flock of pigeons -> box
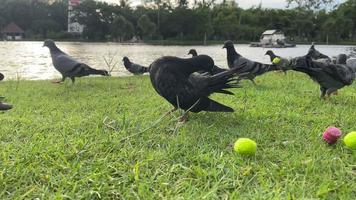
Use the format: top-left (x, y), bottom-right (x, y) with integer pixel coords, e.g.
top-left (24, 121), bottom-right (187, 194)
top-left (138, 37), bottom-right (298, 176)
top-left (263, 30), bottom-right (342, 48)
top-left (123, 41), bottom-right (356, 121)
top-left (1, 39), bottom-right (356, 122)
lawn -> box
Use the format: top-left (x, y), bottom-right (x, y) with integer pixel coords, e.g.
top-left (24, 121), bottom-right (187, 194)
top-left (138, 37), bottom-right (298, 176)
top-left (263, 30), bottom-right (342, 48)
top-left (0, 72), bottom-right (355, 199)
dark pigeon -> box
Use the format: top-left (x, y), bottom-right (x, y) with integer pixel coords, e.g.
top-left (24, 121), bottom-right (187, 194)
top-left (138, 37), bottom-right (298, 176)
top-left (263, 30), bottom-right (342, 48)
top-left (149, 55), bottom-right (247, 122)
top-left (122, 57), bottom-right (149, 75)
top-left (265, 50), bottom-right (291, 73)
top-left (188, 49), bottom-right (198, 57)
top-left (187, 49), bottom-right (227, 75)
top-left (293, 55), bottom-right (355, 98)
top-left (0, 73), bottom-right (4, 81)
top-left (43, 39), bottom-right (109, 83)
top-left (223, 40), bottom-right (281, 85)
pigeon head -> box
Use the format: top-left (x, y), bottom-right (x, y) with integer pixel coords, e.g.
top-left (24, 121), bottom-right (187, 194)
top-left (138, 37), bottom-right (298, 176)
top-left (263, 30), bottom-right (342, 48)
top-left (265, 50), bottom-right (277, 62)
top-left (307, 43), bottom-right (329, 60)
top-left (43, 39), bottom-right (56, 48)
top-left (122, 56), bottom-right (130, 63)
top-left (336, 54), bottom-right (347, 64)
top-left (188, 49), bottom-right (197, 57)
top-left (265, 50), bottom-right (275, 56)
top-left (222, 40), bottom-right (234, 49)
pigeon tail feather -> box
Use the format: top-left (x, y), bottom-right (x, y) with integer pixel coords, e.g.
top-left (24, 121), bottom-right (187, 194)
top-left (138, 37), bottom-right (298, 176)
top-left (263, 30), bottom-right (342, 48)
top-left (204, 98), bottom-right (234, 112)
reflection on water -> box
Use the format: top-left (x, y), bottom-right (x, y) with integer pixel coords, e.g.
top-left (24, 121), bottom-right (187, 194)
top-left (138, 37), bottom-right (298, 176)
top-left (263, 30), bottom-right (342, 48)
top-left (0, 41), bottom-right (354, 80)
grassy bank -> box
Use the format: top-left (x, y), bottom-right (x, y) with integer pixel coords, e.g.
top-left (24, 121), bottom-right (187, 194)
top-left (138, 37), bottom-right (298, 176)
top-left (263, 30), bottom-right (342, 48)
top-left (0, 73), bottom-right (355, 199)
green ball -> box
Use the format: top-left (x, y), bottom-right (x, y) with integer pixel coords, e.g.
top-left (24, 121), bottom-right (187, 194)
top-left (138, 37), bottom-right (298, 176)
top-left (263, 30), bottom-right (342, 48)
top-left (344, 131), bottom-right (356, 150)
top-left (272, 57), bottom-right (281, 65)
top-left (234, 138), bottom-right (257, 156)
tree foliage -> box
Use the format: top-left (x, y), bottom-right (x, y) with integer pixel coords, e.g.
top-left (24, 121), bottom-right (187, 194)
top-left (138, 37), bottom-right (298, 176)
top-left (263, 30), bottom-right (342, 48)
top-left (286, 0), bottom-right (334, 9)
top-left (138, 14), bottom-right (156, 39)
top-left (0, 0), bottom-right (355, 43)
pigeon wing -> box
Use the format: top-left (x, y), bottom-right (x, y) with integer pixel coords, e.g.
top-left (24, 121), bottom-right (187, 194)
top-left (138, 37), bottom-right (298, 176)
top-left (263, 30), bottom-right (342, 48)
top-left (322, 64), bottom-right (355, 85)
top-left (52, 53), bottom-right (80, 74)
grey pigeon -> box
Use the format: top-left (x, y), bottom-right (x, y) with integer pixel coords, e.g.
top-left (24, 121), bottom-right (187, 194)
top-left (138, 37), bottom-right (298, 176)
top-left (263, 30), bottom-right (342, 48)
top-left (223, 40), bottom-right (281, 85)
top-left (122, 57), bottom-right (149, 75)
top-left (346, 58), bottom-right (356, 72)
top-left (335, 54), bottom-right (347, 64)
top-left (335, 53), bottom-right (356, 71)
top-left (149, 55), bottom-right (247, 122)
top-left (293, 55), bottom-right (355, 98)
top-left (43, 39), bottom-right (109, 83)
top-left (0, 101), bottom-right (12, 111)
top-left (307, 43), bottom-right (332, 63)
top-left (0, 74), bottom-right (12, 110)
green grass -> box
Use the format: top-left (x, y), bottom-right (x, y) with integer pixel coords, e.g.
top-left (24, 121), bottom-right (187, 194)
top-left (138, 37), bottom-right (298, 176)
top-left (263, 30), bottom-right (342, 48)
top-left (1, 72), bottom-right (355, 199)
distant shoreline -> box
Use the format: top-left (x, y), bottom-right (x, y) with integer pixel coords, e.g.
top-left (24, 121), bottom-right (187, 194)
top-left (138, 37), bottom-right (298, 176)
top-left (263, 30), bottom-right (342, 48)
top-left (2, 39), bottom-right (356, 46)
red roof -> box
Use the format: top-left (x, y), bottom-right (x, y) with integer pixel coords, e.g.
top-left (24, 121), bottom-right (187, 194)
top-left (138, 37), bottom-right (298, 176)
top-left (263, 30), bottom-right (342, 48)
top-left (69, 0), bottom-right (81, 6)
top-left (2, 22), bottom-right (24, 34)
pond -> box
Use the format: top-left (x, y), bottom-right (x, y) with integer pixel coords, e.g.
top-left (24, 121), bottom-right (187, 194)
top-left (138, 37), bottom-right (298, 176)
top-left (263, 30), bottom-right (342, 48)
top-left (0, 41), bottom-right (355, 80)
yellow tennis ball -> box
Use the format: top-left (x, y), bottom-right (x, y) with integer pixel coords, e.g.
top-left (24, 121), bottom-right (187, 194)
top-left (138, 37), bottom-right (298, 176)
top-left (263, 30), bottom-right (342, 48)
top-left (272, 57), bottom-right (281, 65)
top-left (344, 131), bottom-right (356, 150)
top-left (234, 138), bottom-right (257, 156)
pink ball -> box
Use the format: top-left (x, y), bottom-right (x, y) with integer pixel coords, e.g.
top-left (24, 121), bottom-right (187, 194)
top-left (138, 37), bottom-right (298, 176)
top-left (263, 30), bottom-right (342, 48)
top-left (323, 126), bottom-right (342, 145)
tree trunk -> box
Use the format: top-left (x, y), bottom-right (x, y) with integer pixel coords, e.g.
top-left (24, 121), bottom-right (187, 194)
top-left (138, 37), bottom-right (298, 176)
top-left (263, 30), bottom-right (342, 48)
top-left (204, 32), bottom-right (207, 45)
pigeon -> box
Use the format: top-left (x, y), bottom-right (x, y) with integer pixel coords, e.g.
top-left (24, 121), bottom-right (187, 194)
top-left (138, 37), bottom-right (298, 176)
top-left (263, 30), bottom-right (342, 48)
top-left (43, 39), bottom-right (109, 83)
top-left (307, 43), bottom-right (332, 63)
top-left (0, 101), bottom-right (12, 111)
top-left (0, 96), bottom-right (12, 111)
top-left (292, 55), bottom-right (355, 98)
top-left (346, 58), bottom-right (356, 72)
top-left (0, 73), bottom-right (4, 81)
top-left (188, 49), bottom-right (198, 57)
top-left (265, 50), bottom-right (292, 73)
top-left (149, 55), bottom-right (247, 122)
top-left (223, 40), bottom-right (281, 85)
top-left (187, 49), bottom-right (227, 75)
top-left (335, 54), bottom-right (347, 64)
top-left (122, 57), bottom-right (149, 75)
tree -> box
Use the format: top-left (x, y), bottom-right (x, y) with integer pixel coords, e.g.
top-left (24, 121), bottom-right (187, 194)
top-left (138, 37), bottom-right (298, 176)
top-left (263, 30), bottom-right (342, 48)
top-left (213, 5), bottom-right (241, 40)
top-left (137, 14), bottom-right (156, 39)
top-left (286, 0), bottom-right (334, 9)
top-left (111, 15), bottom-right (134, 42)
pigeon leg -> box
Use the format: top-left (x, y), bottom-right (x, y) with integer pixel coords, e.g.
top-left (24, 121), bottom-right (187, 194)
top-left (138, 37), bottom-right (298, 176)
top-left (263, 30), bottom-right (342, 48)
top-left (326, 88), bottom-right (338, 97)
top-left (179, 113), bottom-right (189, 124)
top-left (250, 78), bottom-right (257, 85)
top-left (70, 77), bottom-right (75, 84)
top-left (52, 76), bottom-right (66, 84)
top-left (320, 87), bottom-right (327, 99)
top-left (164, 107), bottom-right (177, 117)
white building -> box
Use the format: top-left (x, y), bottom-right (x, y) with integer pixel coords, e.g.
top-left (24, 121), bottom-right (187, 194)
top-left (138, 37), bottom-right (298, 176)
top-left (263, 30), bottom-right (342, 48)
top-left (1, 22), bottom-right (24, 40)
top-left (260, 30), bottom-right (286, 45)
top-left (68, 0), bottom-right (84, 33)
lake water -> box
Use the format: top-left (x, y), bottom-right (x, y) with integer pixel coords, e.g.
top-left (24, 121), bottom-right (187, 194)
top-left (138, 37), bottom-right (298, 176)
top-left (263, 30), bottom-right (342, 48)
top-left (0, 41), bottom-right (355, 80)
